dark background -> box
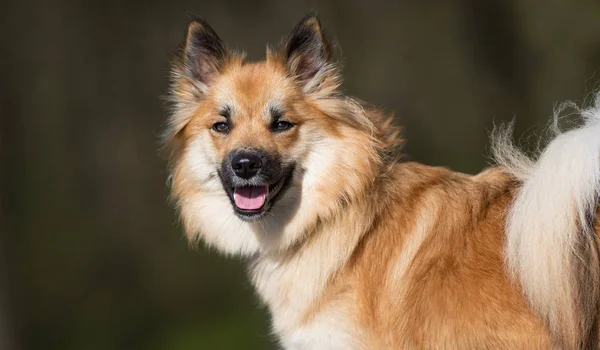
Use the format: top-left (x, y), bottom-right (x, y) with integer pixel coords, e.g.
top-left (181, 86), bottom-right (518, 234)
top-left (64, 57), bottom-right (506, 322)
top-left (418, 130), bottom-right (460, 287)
top-left (2, 1), bottom-right (600, 349)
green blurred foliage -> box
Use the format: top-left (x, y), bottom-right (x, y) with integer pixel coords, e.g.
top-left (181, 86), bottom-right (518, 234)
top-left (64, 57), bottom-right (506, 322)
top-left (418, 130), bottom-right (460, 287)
top-left (1, 0), bottom-right (600, 349)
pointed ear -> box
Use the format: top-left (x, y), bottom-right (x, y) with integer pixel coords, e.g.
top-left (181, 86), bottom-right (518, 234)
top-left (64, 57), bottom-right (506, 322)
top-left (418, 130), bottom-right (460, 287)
top-left (284, 14), bottom-right (333, 90)
top-left (182, 18), bottom-right (227, 88)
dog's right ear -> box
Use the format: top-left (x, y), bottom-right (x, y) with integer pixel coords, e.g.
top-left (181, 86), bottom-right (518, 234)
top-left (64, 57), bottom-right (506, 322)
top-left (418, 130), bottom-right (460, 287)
top-left (181, 18), bottom-right (227, 89)
top-left (165, 19), bottom-right (227, 145)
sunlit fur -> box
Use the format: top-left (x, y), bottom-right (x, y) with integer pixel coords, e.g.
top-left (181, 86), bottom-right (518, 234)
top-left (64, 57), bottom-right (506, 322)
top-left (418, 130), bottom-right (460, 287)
top-left (165, 15), bottom-right (600, 349)
top-left (493, 95), bottom-right (600, 348)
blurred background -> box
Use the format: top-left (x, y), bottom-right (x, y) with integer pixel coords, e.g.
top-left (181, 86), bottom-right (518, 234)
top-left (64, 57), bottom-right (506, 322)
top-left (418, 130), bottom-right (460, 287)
top-left (2, 0), bottom-right (600, 349)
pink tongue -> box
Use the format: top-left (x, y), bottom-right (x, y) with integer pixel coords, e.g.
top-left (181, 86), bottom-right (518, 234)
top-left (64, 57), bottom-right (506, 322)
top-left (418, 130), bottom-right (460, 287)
top-left (233, 186), bottom-right (268, 210)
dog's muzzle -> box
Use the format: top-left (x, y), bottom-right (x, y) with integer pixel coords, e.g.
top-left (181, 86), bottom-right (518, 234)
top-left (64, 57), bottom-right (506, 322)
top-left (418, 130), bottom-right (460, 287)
top-left (218, 148), bottom-right (294, 220)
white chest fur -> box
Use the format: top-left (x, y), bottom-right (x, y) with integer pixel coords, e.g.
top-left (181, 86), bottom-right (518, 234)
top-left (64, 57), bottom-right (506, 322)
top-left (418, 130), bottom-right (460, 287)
top-left (250, 220), bottom-right (368, 350)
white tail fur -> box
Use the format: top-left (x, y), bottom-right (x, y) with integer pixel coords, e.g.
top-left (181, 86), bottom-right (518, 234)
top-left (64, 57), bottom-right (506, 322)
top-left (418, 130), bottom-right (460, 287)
top-left (493, 93), bottom-right (600, 347)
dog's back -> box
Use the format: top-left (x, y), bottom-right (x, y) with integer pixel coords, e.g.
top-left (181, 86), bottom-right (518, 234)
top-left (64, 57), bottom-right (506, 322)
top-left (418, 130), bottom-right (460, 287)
top-left (277, 163), bottom-right (550, 348)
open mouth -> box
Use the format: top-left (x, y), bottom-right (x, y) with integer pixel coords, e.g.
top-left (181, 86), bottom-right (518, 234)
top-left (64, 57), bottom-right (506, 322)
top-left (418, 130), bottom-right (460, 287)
top-left (215, 164), bottom-right (293, 221)
top-left (233, 186), bottom-right (269, 211)
top-left (228, 175), bottom-right (289, 220)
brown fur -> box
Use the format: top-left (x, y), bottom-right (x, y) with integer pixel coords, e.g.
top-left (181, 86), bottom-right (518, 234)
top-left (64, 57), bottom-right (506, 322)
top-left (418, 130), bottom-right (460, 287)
top-left (165, 15), bottom-right (600, 349)
top-left (320, 164), bottom-right (552, 348)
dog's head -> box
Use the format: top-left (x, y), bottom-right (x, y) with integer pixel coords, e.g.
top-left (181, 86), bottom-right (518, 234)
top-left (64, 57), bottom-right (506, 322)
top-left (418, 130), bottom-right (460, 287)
top-left (165, 14), bottom-right (397, 255)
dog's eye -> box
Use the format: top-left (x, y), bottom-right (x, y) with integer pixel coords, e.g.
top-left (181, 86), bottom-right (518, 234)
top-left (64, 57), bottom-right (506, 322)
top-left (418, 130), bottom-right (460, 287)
top-left (212, 122), bottom-right (230, 134)
top-left (271, 121), bottom-right (294, 132)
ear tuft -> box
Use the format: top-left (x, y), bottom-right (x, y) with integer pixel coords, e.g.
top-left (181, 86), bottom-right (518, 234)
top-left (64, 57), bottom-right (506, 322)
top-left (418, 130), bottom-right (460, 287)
top-left (182, 18), bottom-right (227, 87)
top-left (284, 13), bottom-right (333, 89)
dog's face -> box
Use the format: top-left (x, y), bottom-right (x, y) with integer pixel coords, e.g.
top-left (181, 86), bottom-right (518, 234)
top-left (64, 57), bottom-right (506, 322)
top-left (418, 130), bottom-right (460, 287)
top-left (166, 15), bottom-right (382, 255)
top-left (185, 60), bottom-right (304, 221)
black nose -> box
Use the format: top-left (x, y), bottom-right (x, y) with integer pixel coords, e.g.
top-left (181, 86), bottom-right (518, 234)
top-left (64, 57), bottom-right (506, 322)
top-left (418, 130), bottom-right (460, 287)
top-left (231, 152), bottom-right (263, 179)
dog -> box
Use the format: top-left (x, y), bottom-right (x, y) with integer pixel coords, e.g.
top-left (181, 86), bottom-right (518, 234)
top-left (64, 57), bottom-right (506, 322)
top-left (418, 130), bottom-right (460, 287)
top-left (164, 13), bottom-right (600, 349)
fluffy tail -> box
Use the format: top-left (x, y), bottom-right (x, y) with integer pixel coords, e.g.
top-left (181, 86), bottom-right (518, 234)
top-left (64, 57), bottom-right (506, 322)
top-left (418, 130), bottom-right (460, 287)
top-left (493, 93), bottom-right (600, 348)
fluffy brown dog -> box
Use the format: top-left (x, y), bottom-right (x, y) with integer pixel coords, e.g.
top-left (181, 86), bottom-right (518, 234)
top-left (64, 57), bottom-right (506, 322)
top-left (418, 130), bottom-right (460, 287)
top-left (164, 13), bottom-right (600, 349)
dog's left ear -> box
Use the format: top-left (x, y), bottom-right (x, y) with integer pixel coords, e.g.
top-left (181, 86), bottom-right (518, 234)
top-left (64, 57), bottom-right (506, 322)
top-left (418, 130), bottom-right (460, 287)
top-left (284, 13), bottom-right (334, 91)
